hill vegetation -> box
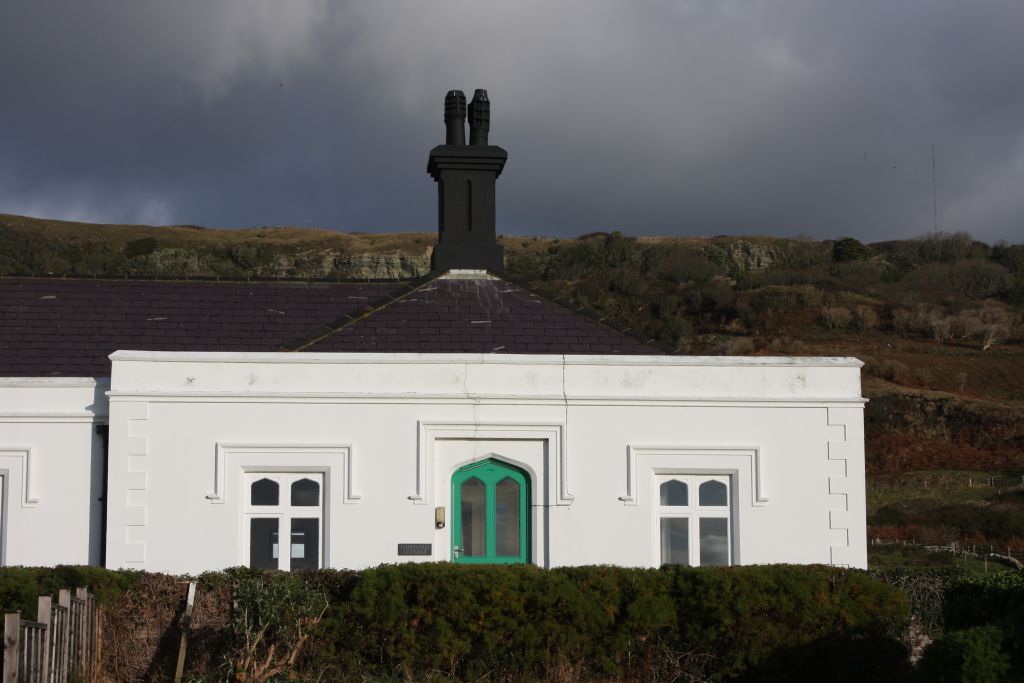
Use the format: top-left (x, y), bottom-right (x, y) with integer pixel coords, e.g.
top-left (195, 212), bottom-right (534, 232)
top-left (3, 213), bottom-right (1023, 558)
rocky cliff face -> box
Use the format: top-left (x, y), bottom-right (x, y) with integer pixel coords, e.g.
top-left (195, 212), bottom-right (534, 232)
top-left (700, 240), bottom-right (786, 272)
top-left (329, 251), bottom-right (433, 279)
top-left (85, 246), bottom-right (432, 279)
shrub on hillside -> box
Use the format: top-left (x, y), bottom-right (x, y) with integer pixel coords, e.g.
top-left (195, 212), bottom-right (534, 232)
top-left (832, 237), bottom-right (872, 263)
top-left (878, 232), bottom-right (990, 272)
top-left (896, 261), bottom-right (1012, 304)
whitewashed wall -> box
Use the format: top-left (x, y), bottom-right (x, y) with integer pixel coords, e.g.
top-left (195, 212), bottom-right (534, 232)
top-left (104, 352), bottom-right (867, 573)
top-left (0, 378), bottom-right (108, 566)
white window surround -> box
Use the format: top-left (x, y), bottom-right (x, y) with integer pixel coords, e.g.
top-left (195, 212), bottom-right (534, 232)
top-left (207, 443), bottom-right (359, 505)
top-left (0, 449), bottom-right (38, 507)
top-left (244, 472), bottom-right (324, 571)
top-left (653, 474), bottom-right (732, 567)
top-left (620, 445), bottom-right (767, 507)
top-left (414, 422), bottom-right (571, 507)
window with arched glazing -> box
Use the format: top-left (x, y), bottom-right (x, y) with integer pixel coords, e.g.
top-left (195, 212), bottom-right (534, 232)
top-left (655, 475), bottom-right (731, 567)
top-left (244, 472), bottom-right (324, 571)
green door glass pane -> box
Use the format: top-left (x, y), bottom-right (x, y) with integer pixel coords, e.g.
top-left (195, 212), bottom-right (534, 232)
top-left (460, 477), bottom-right (486, 557)
top-left (452, 460), bottom-right (529, 564)
top-left (495, 477), bottom-right (521, 557)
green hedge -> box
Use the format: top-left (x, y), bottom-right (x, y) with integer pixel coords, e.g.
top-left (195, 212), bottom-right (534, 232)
top-left (311, 564), bottom-right (910, 682)
top-left (918, 572), bottom-right (1024, 682)
top-left (0, 565), bottom-right (140, 618)
top-left (1, 564), bottom-right (912, 682)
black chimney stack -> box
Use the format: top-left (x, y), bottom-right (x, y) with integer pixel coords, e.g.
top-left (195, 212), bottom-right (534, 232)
top-left (428, 88), bottom-right (507, 274)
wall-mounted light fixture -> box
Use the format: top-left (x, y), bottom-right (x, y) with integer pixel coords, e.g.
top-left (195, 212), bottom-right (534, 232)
top-left (435, 506), bottom-right (446, 529)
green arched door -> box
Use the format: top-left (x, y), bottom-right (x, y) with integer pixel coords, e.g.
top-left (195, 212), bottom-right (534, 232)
top-left (452, 459), bottom-right (530, 564)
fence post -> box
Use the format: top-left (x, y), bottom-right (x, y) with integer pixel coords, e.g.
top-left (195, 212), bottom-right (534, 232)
top-left (75, 588), bottom-right (94, 679)
top-left (3, 613), bottom-right (20, 683)
top-left (38, 596), bottom-right (52, 683)
top-left (58, 590), bottom-right (71, 681)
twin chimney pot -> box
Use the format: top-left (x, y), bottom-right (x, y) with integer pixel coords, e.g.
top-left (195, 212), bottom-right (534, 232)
top-left (429, 89), bottom-right (507, 274)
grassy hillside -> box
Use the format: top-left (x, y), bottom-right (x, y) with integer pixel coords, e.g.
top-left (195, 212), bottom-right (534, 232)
top-left (3, 213), bottom-right (1023, 559)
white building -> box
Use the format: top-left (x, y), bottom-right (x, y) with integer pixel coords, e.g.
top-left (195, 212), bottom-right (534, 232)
top-left (0, 90), bottom-right (867, 572)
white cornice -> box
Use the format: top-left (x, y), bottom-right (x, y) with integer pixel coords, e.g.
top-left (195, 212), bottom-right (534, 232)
top-left (0, 412), bottom-right (107, 423)
top-left (104, 391), bottom-right (865, 407)
top-left (0, 377), bottom-right (110, 388)
top-left (109, 350), bottom-right (863, 368)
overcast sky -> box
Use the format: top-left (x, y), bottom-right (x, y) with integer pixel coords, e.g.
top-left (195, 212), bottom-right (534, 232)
top-left (2, 1), bottom-right (1022, 243)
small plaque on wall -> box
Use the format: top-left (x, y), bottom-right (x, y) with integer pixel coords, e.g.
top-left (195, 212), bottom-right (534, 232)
top-left (397, 543), bottom-right (432, 556)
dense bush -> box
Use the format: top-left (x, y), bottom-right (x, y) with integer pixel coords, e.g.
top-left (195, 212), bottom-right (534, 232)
top-left (0, 565), bottom-right (140, 617)
top-left (914, 625), bottom-right (1011, 683)
top-left (311, 563), bottom-right (910, 682)
top-left (938, 572), bottom-right (1024, 677)
top-left (0, 564), bottom-right (917, 682)
top-left (832, 236), bottom-right (872, 263)
top-left (869, 567), bottom-right (968, 638)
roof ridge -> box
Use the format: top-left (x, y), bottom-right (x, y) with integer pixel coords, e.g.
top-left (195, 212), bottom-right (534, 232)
top-left (280, 271), bottom-right (444, 351)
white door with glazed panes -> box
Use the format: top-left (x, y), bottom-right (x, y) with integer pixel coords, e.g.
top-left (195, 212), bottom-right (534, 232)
top-left (654, 475), bottom-right (731, 567)
top-left (244, 472), bottom-right (323, 570)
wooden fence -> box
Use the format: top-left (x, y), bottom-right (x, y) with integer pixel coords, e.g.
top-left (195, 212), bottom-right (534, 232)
top-left (871, 537), bottom-right (1024, 569)
top-left (3, 588), bottom-right (98, 683)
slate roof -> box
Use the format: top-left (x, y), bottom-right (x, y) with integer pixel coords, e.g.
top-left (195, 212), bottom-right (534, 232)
top-left (300, 275), bottom-right (658, 355)
top-left (0, 273), bottom-right (660, 377)
top-left (0, 278), bottom-right (407, 376)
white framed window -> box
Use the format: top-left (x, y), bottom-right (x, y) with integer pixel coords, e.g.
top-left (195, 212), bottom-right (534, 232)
top-left (654, 474), bottom-right (731, 567)
top-left (243, 472), bottom-right (324, 570)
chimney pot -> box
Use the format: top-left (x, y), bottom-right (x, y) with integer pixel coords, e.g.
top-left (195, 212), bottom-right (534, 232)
top-left (468, 89), bottom-right (490, 146)
top-left (444, 90), bottom-right (467, 146)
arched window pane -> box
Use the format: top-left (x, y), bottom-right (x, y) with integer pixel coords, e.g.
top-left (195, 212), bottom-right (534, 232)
top-left (251, 478), bottom-right (279, 506)
top-left (699, 480), bottom-right (728, 507)
top-left (460, 477), bottom-right (486, 557)
top-left (291, 478), bottom-right (320, 506)
top-left (495, 477), bottom-right (521, 557)
top-left (660, 480), bottom-right (688, 506)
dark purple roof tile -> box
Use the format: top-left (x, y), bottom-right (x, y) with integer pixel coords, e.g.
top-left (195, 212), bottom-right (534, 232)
top-left (1, 273), bottom-right (662, 377)
top-left (0, 278), bottom-right (405, 376)
top-left (303, 276), bottom-right (658, 356)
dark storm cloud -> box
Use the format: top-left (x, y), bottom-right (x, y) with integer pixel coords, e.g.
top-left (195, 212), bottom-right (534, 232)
top-left (2, 1), bottom-right (1022, 243)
